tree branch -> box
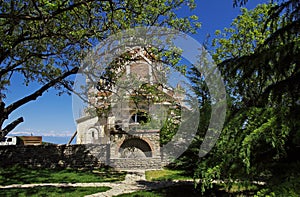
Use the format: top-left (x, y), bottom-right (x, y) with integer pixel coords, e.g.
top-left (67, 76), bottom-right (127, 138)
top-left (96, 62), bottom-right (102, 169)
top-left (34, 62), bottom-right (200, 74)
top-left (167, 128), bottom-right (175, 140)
top-left (1, 117), bottom-right (24, 137)
top-left (5, 66), bottom-right (79, 115)
top-left (0, 100), bottom-right (6, 126)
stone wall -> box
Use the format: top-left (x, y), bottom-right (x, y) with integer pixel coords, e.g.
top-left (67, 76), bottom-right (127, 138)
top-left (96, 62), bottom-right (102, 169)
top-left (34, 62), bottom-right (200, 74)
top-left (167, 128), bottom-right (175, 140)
top-left (0, 144), bottom-right (109, 169)
top-left (130, 62), bottom-right (150, 81)
top-left (110, 158), bottom-right (162, 170)
top-left (0, 142), bottom-right (164, 170)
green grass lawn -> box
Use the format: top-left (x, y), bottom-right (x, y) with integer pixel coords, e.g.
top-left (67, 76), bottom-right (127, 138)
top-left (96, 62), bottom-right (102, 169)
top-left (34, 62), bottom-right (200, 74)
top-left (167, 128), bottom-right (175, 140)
top-left (116, 184), bottom-right (259, 197)
top-left (138, 169), bottom-right (260, 197)
top-left (0, 166), bottom-right (126, 186)
top-left (0, 186), bottom-right (111, 197)
top-left (145, 169), bottom-right (193, 181)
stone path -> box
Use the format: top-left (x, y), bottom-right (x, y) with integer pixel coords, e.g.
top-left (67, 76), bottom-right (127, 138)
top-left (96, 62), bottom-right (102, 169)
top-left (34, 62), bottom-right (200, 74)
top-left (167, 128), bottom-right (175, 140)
top-left (0, 170), bottom-right (194, 197)
top-left (85, 170), bottom-right (145, 197)
top-left (85, 170), bottom-right (194, 197)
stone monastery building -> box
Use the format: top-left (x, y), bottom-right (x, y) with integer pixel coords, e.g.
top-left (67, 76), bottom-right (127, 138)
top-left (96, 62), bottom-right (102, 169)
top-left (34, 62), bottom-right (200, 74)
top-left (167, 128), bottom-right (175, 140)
top-left (76, 47), bottom-right (184, 169)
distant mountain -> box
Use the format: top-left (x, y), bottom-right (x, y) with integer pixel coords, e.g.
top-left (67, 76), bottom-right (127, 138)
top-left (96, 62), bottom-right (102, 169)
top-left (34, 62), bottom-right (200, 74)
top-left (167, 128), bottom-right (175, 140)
top-left (42, 136), bottom-right (76, 145)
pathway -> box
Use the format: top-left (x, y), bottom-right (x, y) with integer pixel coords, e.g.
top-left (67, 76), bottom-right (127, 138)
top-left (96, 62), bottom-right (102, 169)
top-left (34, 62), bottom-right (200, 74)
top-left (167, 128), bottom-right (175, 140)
top-left (86, 170), bottom-right (147, 197)
top-left (85, 170), bottom-right (194, 197)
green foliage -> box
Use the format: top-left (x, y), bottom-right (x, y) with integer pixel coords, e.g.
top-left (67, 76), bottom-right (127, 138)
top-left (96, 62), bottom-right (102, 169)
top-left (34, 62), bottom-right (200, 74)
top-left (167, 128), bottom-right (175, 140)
top-left (212, 3), bottom-right (276, 109)
top-left (129, 83), bottom-right (182, 145)
top-left (193, 1), bottom-right (300, 195)
top-left (213, 2), bottom-right (300, 109)
top-left (212, 4), bottom-right (272, 63)
top-left (257, 162), bottom-right (300, 197)
top-left (159, 105), bottom-right (181, 145)
top-left (0, 0), bottom-right (200, 135)
top-left (169, 63), bottom-right (212, 173)
top-left (255, 164), bottom-right (300, 197)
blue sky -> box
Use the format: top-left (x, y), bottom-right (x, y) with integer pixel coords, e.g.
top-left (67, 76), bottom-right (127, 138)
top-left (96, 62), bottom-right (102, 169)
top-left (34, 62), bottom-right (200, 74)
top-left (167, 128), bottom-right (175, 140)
top-left (4, 0), bottom-right (267, 144)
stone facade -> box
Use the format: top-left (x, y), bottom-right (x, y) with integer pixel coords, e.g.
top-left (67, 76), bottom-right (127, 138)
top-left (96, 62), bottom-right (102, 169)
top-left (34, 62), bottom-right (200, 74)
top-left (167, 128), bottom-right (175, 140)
top-left (76, 47), bottom-right (183, 170)
top-left (76, 116), bottom-right (109, 144)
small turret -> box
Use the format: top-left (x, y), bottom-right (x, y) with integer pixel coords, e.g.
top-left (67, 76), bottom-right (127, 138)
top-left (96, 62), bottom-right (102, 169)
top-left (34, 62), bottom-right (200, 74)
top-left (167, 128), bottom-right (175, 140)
top-left (174, 83), bottom-right (185, 102)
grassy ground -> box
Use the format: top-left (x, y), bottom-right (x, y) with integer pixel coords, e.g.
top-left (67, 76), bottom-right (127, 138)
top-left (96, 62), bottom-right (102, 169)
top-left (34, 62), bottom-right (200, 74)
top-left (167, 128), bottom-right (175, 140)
top-left (140, 169), bottom-right (259, 197)
top-left (116, 184), bottom-right (259, 197)
top-left (0, 166), bottom-right (126, 186)
top-left (117, 185), bottom-right (199, 197)
top-left (0, 186), bottom-right (111, 197)
top-left (145, 169), bottom-right (193, 181)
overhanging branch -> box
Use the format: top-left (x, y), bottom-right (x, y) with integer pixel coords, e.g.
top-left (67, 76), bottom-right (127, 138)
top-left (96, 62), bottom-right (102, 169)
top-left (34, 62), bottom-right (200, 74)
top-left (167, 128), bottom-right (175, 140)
top-left (1, 117), bottom-right (24, 137)
top-left (5, 66), bottom-right (79, 115)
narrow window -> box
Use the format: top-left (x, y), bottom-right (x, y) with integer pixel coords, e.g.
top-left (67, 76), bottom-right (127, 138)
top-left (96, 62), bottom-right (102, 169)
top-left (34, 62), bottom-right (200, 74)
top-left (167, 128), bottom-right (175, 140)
top-left (130, 112), bottom-right (149, 124)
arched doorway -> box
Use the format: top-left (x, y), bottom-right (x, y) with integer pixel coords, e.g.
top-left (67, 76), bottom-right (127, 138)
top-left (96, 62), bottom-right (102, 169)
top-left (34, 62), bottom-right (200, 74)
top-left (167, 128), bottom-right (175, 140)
top-left (119, 138), bottom-right (152, 158)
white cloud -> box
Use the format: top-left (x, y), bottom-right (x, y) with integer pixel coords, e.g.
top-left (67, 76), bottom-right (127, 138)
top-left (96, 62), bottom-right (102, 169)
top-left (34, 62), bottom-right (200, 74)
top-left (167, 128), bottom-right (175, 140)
top-left (10, 128), bottom-right (74, 137)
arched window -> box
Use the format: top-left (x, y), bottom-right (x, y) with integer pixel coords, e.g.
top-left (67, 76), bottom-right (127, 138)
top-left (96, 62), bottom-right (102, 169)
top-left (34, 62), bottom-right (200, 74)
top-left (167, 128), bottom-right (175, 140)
top-left (85, 128), bottom-right (99, 144)
top-left (130, 112), bottom-right (149, 124)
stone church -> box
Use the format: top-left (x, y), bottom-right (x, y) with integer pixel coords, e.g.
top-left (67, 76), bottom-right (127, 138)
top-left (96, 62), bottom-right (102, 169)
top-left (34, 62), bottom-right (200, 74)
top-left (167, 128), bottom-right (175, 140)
top-left (75, 47), bottom-right (184, 169)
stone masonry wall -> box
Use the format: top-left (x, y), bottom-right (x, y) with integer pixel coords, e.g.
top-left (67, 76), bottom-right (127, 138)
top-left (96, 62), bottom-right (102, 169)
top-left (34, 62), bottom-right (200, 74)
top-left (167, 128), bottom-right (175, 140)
top-left (0, 142), bottom-right (164, 170)
top-left (130, 62), bottom-right (150, 81)
top-left (0, 144), bottom-right (109, 169)
top-left (110, 158), bottom-right (162, 170)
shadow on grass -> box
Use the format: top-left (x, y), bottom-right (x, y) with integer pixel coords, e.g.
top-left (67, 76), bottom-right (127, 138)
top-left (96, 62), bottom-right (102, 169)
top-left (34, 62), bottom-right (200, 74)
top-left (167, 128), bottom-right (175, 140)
top-left (0, 165), bottom-right (126, 186)
top-left (0, 186), bottom-right (111, 197)
top-left (119, 180), bottom-right (259, 197)
top-left (119, 184), bottom-right (258, 197)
